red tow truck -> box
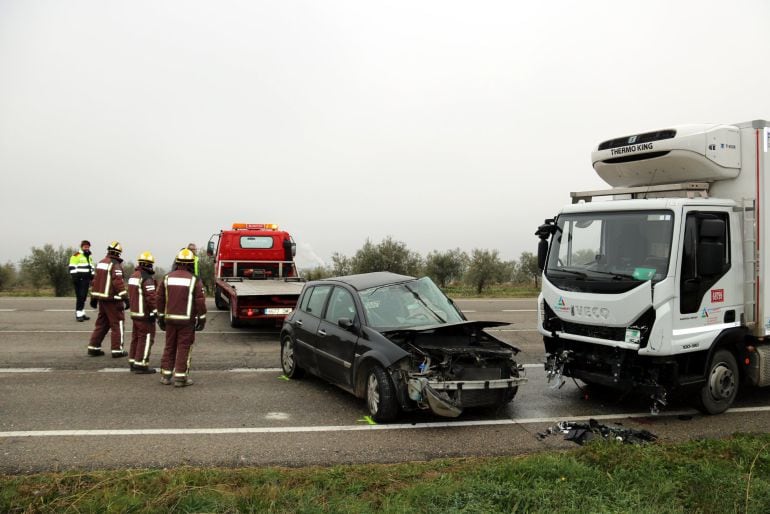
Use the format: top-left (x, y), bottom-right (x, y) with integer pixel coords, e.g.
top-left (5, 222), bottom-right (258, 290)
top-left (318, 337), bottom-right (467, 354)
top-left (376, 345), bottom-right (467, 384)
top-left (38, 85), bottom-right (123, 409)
top-left (207, 223), bottom-right (304, 327)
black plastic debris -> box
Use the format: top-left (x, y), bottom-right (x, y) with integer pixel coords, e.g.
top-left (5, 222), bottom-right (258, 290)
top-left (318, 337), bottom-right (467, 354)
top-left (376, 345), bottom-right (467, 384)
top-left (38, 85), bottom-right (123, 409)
top-left (536, 418), bottom-right (657, 445)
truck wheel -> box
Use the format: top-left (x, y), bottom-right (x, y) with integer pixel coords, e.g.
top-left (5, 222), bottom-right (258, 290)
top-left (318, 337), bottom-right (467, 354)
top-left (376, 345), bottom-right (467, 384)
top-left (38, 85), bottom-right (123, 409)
top-left (214, 286), bottom-right (227, 311)
top-left (229, 307), bottom-right (241, 328)
top-left (697, 349), bottom-right (738, 414)
top-left (281, 336), bottom-right (304, 378)
top-left (365, 365), bottom-right (398, 422)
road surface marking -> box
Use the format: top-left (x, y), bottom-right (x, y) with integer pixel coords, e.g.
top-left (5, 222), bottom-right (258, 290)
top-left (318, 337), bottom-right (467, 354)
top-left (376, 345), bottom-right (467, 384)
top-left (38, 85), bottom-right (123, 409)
top-left (11, 406), bottom-right (770, 438)
top-left (229, 368), bottom-right (282, 373)
top-left (98, 368), bottom-right (131, 373)
top-left (0, 368), bottom-right (51, 373)
top-left (0, 309), bottom-right (17, 312)
top-left (43, 309), bottom-right (77, 312)
top-left (502, 309), bottom-right (537, 312)
top-left (461, 310), bottom-right (476, 313)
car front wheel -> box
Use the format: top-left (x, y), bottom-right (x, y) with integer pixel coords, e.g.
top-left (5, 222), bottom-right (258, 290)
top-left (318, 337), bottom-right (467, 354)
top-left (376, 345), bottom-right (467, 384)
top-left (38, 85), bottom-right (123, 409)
top-left (281, 336), bottom-right (304, 378)
top-left (365, 365), bottom-right (398, 422)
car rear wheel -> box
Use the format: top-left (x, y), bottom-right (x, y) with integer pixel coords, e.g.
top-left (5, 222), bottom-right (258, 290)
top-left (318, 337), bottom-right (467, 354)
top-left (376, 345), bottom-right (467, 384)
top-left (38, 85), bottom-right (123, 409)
top-left (365, 365), bottom-right (398, 422)
top-left (281, 336), bottom-right (304, 378)
top-left (697, 349), bottom-right (738, 414)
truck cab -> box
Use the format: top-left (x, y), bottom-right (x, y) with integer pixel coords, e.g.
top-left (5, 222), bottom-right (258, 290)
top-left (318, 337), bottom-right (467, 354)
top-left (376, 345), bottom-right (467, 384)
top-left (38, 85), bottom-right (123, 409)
top-left (536, 120), bottom-right (770, 414)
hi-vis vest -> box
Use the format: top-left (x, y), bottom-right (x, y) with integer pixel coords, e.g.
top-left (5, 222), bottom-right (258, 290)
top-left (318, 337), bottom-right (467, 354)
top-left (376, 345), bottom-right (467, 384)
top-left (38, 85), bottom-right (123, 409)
top-left (68, 252), bottom-right (94, 278)
top-left (161, 274), bottom-right (206, 321)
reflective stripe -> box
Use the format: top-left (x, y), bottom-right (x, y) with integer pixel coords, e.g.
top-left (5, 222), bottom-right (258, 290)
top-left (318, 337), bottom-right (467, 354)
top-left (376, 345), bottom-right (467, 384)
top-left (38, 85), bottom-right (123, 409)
top-left (92, 262), bottom-right (113, 299)
top-left (119, 320), bottom-right (124, 350)
top-left (88, 346), bottom-right (101, 350)
top-left (128, 278), bottom-right (141, 286)
top-left (168, 277), bottom-right (192, 287)
top-left (146, 286), bottom-right (155, 291)
top-left (672, 321), bottom-right (741, 336)
top-left (141, 333), bottom-right (152, 364)
top-left (96, 262), bottom-right (110, 270)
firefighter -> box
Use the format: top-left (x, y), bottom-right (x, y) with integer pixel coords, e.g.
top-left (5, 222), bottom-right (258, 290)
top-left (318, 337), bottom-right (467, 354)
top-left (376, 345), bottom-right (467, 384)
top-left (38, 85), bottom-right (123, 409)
top-left (128, 251), bottom-right (158, 374)
top-left (87, 241), bottom-right (129, 358)
top-left (157, 248), bottom-right (206, 387)
top-left (68, 240), bottom-right (94, 321)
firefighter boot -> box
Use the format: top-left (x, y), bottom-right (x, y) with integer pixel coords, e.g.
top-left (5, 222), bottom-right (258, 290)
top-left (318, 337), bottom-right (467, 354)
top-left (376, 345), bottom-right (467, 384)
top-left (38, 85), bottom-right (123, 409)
top-left (160, 375), bottom-right (173, 385)
top-left (174, 377), bottom-right (194, 388)
top-left (133, 366), bottom-right (157, 374)
top-left (87, 348), bottom-right (104, 357)
top-left (112, 350), bottom-right (128, 358)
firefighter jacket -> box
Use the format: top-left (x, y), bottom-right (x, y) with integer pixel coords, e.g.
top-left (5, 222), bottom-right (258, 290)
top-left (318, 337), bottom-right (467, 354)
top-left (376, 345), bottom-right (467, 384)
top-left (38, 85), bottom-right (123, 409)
top-left (128, 267), bottom-right (158, 320)
top-left (91, 256), bottom-right (128, 301)
top-left (68, 251), bottom-right (94, 279)
top-left (157, 269), bottom-right (207, 325)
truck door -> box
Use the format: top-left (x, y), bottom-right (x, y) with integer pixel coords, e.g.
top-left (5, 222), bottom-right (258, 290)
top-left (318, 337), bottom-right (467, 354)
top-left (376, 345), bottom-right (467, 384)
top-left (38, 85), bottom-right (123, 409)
top-left (677, 209), bottom-right (738, 335)
top-left (315, 286), bottom-right (359, 389)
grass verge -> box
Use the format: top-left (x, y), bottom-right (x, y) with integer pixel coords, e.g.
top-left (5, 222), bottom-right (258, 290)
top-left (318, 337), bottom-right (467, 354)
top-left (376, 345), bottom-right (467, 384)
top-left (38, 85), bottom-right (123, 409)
top-left (3, 434), bottom-right (770, 513)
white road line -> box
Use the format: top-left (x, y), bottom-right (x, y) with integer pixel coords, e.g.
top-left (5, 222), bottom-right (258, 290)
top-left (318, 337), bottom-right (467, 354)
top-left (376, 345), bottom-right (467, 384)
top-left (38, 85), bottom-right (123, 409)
top-left (0, 309), bottom-right (17, 312)
top-left (0, 368), bottom-right (51, 373)
top-left (461, 310), bottom-right (477, 313)
top-left (43, 309), bottom-right (78, 312)
top-left (0, 330), bottom-right (276, 335)
top-left (488, 329), bottom-right (538, 333)
top-left (228, 368), bottom-right (282, 373)
top-left (502, 309), bottom-right (537, 312)
top-left (11, 406), bottom-right (770, 438)
top-left (522, 364), bottom-right (541, 368)
top-left (99, 368), bottom-right (131, 373)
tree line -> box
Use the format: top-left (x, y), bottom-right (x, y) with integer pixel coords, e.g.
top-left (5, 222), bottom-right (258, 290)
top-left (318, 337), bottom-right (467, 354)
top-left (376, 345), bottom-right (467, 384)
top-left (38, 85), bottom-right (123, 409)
top-left (0, 237), bottom-right (539, 296)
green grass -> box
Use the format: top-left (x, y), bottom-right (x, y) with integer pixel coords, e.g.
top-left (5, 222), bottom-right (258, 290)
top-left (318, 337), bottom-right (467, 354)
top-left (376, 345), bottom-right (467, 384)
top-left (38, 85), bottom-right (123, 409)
top-left (4, 434), bottom-right (770, 513)
top-left (444, 283), bottom-right (539, 298)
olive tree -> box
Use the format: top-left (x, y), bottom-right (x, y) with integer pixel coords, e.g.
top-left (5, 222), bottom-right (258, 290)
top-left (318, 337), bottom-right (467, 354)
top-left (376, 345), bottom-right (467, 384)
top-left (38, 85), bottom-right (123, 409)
top-left (350, 237), bottom-right (423, 276)
top-left (424, 249), bottom-right (468, 288)
top-left (0, 262), bottom-right (17, 291)
top-left (465, 248), bottom-right (509, 294)
top-left (20, 245), bottom-right (75, 296)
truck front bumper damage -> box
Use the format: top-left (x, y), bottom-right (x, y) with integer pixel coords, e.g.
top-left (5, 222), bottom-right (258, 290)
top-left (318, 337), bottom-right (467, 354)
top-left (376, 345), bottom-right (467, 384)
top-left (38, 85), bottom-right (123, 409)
top-left (544, 337), bottom-right (675, 413)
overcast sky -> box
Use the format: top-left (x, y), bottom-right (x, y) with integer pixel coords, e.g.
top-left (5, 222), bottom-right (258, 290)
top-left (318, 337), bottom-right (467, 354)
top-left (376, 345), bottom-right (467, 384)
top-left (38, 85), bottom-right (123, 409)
top-left (1, 0), bottom-right (768, 269)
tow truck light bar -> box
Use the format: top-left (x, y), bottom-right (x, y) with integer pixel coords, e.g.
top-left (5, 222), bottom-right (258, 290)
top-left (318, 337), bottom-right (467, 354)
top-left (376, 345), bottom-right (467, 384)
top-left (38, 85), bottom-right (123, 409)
top-left (232, 223), bottom-right (279, 230)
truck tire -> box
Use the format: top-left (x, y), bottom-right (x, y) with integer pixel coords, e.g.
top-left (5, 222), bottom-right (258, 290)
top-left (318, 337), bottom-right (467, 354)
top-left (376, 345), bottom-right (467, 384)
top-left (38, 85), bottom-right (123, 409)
top-left (214, 286), bottom-right (227, 311)
top-left (365, 365), bottom-right (399, 422)
top-left (229, 306), bottom-right (241, 328)
top-left (697, 349), bottom-right (739, 414)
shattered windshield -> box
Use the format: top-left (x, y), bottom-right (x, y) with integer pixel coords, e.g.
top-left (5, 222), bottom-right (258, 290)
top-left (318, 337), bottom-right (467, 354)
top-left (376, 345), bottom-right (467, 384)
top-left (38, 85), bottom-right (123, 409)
top-left (359, 277), bottom-right (465, 329)
top-left (546, 210), bottom-right (674, 283)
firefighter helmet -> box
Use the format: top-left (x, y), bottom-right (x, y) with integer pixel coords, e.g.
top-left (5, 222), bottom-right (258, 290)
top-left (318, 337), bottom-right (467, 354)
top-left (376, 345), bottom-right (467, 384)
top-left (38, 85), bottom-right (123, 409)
top-left (107, 241), bottom-right (123, 255)
top-left (175, 248), bottom-right (195, 264)
top-left (137, 251), bottom-right (154, 266)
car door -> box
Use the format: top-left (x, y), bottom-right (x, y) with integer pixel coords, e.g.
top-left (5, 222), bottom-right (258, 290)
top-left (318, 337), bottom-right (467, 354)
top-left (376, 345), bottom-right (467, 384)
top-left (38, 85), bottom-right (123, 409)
top-left (315, 286), bottom-right (360, 389)
top-left (291, 284), bottom-right (332, 375)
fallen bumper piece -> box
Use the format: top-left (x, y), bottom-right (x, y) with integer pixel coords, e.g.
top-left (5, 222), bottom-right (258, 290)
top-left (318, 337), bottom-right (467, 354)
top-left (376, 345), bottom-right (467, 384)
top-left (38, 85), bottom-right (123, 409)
top-left (536, 418), bottom-right (658, 445)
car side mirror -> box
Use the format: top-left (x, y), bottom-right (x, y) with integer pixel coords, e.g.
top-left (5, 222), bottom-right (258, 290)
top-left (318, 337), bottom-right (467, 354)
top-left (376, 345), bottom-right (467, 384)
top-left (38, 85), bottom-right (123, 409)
top-left (206, 240), bottom-right (215, 257)
top-left (337, 317), bottom-right (355, 331)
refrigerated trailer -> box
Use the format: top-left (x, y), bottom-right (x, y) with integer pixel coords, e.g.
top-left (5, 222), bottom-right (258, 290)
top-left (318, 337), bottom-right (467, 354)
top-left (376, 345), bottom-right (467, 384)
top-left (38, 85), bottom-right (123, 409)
top-left (535, 120), bottom-right (770, 414)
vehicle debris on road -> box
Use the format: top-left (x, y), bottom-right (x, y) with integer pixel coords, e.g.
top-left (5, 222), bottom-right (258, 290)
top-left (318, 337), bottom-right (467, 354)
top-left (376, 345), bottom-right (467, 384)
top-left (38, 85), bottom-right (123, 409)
top-left (536, 418), bottom-right (658, 445)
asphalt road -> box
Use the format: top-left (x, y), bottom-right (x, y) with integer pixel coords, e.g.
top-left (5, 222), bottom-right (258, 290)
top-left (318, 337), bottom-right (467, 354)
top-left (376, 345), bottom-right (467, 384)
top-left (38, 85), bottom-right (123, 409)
top-left (2, 296), bottom-right (770, 473)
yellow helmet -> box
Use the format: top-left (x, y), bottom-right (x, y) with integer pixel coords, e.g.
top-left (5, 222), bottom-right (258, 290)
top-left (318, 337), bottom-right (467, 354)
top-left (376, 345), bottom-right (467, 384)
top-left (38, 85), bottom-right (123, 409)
top-left (137, 251), bottom-right (154, 266)
top-left (107, 241), bottom-right (123, 255)
top-left (175, 248), bottom-right (195, 264)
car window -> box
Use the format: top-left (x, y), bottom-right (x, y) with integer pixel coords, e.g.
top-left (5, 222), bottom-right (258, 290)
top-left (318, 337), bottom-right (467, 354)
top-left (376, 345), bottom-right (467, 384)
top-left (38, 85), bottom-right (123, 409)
top-left (305, 285), bottom-right (332, 317)
top-left (299, 287), bottom-right (313, 312)
top-left (324, 287), bottom-right (356, 323)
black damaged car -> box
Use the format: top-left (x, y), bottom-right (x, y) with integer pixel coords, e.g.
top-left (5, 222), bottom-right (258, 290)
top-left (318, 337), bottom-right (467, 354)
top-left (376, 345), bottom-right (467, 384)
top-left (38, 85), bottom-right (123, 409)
top-left (279, 272), bottom-right (527, 422)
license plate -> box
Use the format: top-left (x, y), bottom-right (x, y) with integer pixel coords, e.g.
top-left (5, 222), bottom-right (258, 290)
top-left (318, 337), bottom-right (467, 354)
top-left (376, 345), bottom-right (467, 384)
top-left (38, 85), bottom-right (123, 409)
top-left (265, 308), bottom-right (292, 315)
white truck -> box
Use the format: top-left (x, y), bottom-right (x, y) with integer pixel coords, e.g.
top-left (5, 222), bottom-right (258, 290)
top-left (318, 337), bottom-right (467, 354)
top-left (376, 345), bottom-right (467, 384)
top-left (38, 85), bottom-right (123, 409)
top-left (535, 119), bottom-right (770, 414)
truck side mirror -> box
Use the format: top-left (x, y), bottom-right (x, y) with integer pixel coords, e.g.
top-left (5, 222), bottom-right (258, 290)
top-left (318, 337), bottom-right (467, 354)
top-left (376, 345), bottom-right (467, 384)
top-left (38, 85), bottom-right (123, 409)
top-left (206, 240), bottom-right (215, 257)
top-left (538, 239), bottom-right (549, 270)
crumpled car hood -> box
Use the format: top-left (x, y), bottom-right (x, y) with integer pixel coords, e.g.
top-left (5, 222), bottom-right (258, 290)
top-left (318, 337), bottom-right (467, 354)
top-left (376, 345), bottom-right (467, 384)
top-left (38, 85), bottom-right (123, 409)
top-left (380, 320), bottom-right (508, 336)
top-left (380, 320), bottom-right (518, 354)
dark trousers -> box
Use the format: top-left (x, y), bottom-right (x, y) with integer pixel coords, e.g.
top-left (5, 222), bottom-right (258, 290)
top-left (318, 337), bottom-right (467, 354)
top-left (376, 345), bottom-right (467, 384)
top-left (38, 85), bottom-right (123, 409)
top-left (73, 277), bottom-right (91, 312)
top-left (160, 323), bottom-right (195, 378)
top-left (129, 318), bottom-right (156, 366)
top-left (88, 301), bottom-right (125, 352)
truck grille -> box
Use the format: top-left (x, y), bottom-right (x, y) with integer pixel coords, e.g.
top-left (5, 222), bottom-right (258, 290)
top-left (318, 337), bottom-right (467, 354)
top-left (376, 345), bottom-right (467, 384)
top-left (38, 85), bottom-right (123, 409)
top-left (561, 320), bottom-right (626, 341)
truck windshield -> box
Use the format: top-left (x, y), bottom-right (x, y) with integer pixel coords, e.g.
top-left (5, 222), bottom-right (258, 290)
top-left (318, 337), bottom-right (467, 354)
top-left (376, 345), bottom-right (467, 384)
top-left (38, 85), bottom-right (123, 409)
top-left (545, 210), bottom-right (674, 289)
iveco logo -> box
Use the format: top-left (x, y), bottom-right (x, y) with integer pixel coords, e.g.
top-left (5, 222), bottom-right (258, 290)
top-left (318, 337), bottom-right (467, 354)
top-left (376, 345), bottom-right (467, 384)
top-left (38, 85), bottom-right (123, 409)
top-left (570, 305), bottom-right (610, 320)
top-left (628, 135), bottom-right (638, 144)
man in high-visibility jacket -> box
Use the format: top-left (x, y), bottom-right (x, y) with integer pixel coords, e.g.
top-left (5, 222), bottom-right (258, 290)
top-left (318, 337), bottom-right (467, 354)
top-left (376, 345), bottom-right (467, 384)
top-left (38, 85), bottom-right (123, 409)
top-left (68, 240), bottom-right (94, 322)
top-left (186, 243), bottom-right (200, 276)
top-left (87, 241), bottom-right (129, 358)
top-left (128, 251), bottom-right (158, 374)
top-left (157, 248), bottom-right (207, 387)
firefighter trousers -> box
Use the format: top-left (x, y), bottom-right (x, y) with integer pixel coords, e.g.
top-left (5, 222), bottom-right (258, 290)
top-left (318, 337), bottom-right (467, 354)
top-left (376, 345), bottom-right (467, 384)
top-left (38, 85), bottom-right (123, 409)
top-left (129, 318), bottom-right (156, 366)
top-left (160, 323), bottom-right (195, 379)
top-left (88, 301), bottom-right (125, 354)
